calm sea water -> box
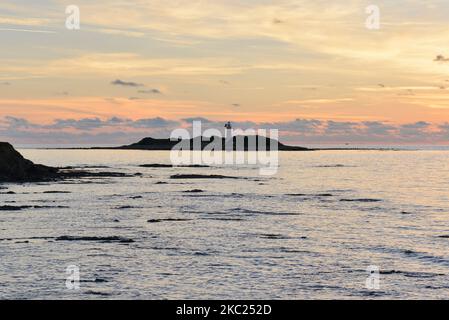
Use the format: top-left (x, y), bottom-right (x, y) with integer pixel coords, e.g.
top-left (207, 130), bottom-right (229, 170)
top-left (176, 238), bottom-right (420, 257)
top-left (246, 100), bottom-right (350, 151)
top-left (1, 149), bottom-right (448, 299)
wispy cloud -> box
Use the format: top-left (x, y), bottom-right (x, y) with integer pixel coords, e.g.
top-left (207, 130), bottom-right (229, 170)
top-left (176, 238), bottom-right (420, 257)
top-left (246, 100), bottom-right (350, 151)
top-left (111, 79), bottom-right (144, 87)
top-left (284, 98), bottom-right (354, 104)
top-left (434, 55), bottom-right (449, 62)
top-left (0, 16), bottom-right (51, 26)
top-left (97, 28), bottom-right (145, 38)
top-left (138, 89), bottom-right (162, 94)
top-left (0, 27), bottom-right (56, 34)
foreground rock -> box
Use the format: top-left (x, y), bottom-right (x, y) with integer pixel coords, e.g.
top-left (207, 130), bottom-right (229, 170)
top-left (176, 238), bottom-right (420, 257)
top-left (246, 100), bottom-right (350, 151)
top-left (0, 142), bottom-right (59, 182)
top-left (0, 142), bottom-right (136, 183)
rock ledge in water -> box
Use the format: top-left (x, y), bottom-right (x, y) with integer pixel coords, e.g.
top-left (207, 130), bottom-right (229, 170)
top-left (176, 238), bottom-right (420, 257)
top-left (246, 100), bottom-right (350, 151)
top-left (0, 142), bottom-right (58, 182)
top-left (0, 142), bottom-right (137, 183)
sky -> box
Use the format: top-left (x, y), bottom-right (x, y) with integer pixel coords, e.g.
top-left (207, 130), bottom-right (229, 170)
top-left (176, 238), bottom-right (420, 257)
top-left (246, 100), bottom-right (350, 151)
top-left (1, 0), bottom-right (449, 145)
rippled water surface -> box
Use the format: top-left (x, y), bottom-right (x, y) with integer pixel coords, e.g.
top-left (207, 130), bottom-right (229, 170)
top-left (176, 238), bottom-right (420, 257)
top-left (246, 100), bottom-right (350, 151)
top-left (1, 149), bottom-right (448, 299)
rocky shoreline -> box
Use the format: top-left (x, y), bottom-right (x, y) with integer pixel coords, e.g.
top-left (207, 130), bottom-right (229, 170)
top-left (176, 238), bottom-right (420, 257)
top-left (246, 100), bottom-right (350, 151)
top-left (0, 142), bottom-right (138, 183)
top-left (0, 142), bottom-right (59, 182)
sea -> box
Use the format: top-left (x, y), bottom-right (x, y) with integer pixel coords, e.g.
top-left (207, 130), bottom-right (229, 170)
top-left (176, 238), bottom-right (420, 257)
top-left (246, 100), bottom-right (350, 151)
top-left (0, 147), bottom-right (448, 299)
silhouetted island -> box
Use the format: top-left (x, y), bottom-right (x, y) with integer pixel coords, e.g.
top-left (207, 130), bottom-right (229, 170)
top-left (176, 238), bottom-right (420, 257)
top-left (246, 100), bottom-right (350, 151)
top-left (95, 136), bottom-right (310, 151)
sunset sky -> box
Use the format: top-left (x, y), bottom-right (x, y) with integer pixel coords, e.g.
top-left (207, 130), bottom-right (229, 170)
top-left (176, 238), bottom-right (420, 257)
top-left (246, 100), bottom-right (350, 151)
top-left (1, 0), bottom-right (449, 144)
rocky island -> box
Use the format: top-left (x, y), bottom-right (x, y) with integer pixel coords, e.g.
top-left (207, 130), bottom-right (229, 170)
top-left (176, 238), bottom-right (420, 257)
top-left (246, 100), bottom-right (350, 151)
top-left (96, 136), bottom-right (310, 151)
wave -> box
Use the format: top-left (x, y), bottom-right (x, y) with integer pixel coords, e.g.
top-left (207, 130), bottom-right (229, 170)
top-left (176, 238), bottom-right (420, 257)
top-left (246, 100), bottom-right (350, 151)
top-left (370, 245), bottom-right (449, 268)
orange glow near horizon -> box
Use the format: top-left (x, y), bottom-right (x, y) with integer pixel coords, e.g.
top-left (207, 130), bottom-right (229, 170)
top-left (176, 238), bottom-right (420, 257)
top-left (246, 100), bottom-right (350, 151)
top-left (1, 1), bottom-right (449, 144)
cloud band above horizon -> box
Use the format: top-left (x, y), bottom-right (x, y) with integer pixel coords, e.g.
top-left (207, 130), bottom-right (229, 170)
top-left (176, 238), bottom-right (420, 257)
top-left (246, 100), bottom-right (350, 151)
top-left (1, 115), bottom-right (448, 146)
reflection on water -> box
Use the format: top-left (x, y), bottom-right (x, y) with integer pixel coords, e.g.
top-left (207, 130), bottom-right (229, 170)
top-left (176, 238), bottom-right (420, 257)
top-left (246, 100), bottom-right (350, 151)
top-left (0, 149), bottom-right (448, 299)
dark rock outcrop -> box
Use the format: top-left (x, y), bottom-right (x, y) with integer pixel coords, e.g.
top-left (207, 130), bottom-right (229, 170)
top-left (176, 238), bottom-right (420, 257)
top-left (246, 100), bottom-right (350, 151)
top-left (0, 142), bottom-right (59, 182)
top-left (0, 142), bottom-right (137, 183)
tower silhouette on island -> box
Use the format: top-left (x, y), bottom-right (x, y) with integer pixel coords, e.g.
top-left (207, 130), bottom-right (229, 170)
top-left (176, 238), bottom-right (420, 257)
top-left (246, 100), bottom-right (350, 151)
top-left (224, 121), bottom-right (233, 150)
top-left (80, 120), bottom-right (310, 151)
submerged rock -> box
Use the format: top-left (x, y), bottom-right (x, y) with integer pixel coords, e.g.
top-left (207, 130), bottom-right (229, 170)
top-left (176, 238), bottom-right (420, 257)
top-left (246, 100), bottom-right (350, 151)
top-left (0, 205), bottom-right (31, 211)
top-left (339, 198), bottom-right (382, 203)
top-left (259, 234), bottom-right (291, 240)
top-left (55, 236), bottom-right (134, 243)
top-left (43, 191), bottom-right (72, 194)
top-left (114, 205), bottom-right (141, 210)
top-left (287, 193), bottom-right (333, 197)
top-left (140, 164), bottom-right (173, 168)
top-left (0, 205), bottom-right (69, 211)
top-left (84, 290), bottom-right (112, 296)
top-left (58, 170), bottom-right (132, 178)
top-left (147, 218), bottom-right (192, 223)
top-left (170, 174), bottom-right (242, 180)
top-left (79, 278), bottom-right (108, 283)
top-left (140, 164), bottom-right (210, 168)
